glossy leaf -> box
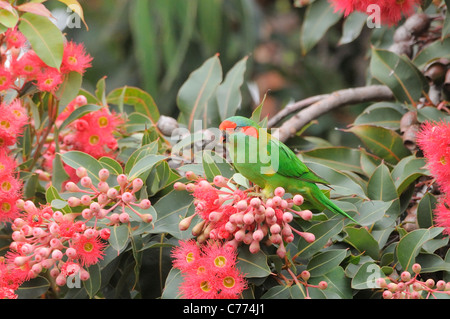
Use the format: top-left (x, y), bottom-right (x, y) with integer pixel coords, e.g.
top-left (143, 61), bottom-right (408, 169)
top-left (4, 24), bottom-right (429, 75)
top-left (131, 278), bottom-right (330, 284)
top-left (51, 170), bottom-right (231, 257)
top-left (98, 156), bottom-right (123, 176)
top-left (345, 124), bottom-right (410, 164)
top-left (107, 86), bottom-right (160, 125)
top-left (417, 192), bottom-right (437, 229)
top-left (18, 12), bottom-right (64, 69)
top-left (58, 104), bottom-right (102, 131)
top-left (344, 226), bottom-right (380, 259)
top-left (353, 102), bottom-right (406, 129)
top-left (177, 54), bottom-right (222, 131)
top-left (127, 154), bottom-right (166, 181)
top-left (216, 55), bottom-right (248, 121)
top-left (307, 249), bottom-right (348, 276)
top-left (367, 163), bottom-right (398, 201)
top-left (391, 156), bottom-right (428, 195)
top-left (297, 219), bottom-right (344, 259)
top-left (108, 224), bottom-right (130, 253)
top-left (237, 248), bottom-right (271, 278)
top-left (351, 262), bottom-right (384, 290)
top-left (16, 276), bottom-right (50, 299)
top-left (354, 200), bottom-right (392, 226)
top-left (61, 151), bottom-right (103, 184)
top-left (414, 37), bottom-right (450, 69)
top-left (56, 71), bottom-right (83, 109)
top-left (300, 0), bottom-right (342, 55)
top-left (370, 47), bottom-right (428, 105)
top-left (338, 12), bottom-right (367, 45)
top-left (396, 228), bottom-right (440, 272)
top-left (301, 147), bottom-right (365, 175)
top-left (84, 264), bottom-right (101, 299)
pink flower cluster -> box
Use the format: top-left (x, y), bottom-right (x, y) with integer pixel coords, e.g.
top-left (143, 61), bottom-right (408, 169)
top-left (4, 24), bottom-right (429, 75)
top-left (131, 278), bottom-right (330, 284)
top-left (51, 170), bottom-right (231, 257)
top-left (2, 27), bottom-right (92, 93)
top-left (174, 173), bottom-right (315, 259)
top-left (41, 94), bottom-right (124, 185)
top-left (0, 167), bottom-right (153, 299)
top-left (329, 0), bottom-right (421, 25)
top-left (377, 263), bottom-right (450, 299)
top-left (416, 121), bottom-right (450, 235)
top-left (0, 99), bottom-right (28, 223)
top-left (171, 239), bottom-right (247, 299)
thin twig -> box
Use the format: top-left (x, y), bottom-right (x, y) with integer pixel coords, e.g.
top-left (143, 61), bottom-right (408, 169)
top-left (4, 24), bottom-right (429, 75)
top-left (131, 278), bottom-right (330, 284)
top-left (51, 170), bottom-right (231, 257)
top-left (272, 85), bottom-right (394, 142)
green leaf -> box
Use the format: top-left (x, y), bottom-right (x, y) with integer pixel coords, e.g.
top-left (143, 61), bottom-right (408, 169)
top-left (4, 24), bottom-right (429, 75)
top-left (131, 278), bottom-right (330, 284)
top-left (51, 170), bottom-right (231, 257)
top-left (216, 55), bottom-right (248, 121)
top-left (107, 86), bottom-right (160, 125)
top-left (58, 104), bottom-right (102, 131)
top-left (338, 12), bottom-right (367, 45)
top-left (124, 141), bottom-right (159, 174)
top-left (354, 200), bottom-right (392, 226)
top-left (177, 54), bottom-right (223, 131)
top-left (396, 228), bottom-right (440, 272)
top-left (353, 102), bottom-right (406, 129)
top-left (367, 163), bottom-right (398, 201)
top-left (127, 154), bottom-right (166, 181)
top-left (417, 192), bottom-right (437, 229)
top-left (52, 153), bottom-right (70, 192)
top-left (300, 0), bottom-right (342, 55)
top-left (297, 219), bottom-right (344, 259)
top-left (161, 268), bottom-right (183, 299)
top-left (18, 12), bottom-right (64, 69)
top-left (152, 189), bottom-right (196, 238)
top-left (46, 185), bottom-right (71, 214)
top-left (307, 249), bottom-right (348, 277)
top-left (56, 71), bottom-right (83, 109)
top-left (391, 156), bottom-right (428, 195)
top-left (351, 262), bottom-right (384, 290)
top-left (84, 263), bottom-right (101, 298)
top-left (16, 276), bottom-right (50, 299)
top-left (61, 151), bottom-right (103, 184)
top-left (237, 248), bottom-right (271, 278)
top-left (303, 162), bottom-right (368, 199)
top-left (414, 37), bottom-right (450, 69)
top-left (345, 124), bottom-right (410, 164)
top-left (261, 285), bottom-right (292, 299)
top-left (301, 147), bottom-right (365, 175)
top-left (370, 47), bottom-right (428, 105)
top-left (202, 151), bottom-right (222, 181)
top-left (309, 266), bottom-right (352, 299)
top-left (108, 224), bottom-right (130, 253)
top-left (98, 156), bottom-right (123, 176)
top-left (344, 226), bottom-right (380, 259)
top-left (0, 6), bottom-right (18, 28)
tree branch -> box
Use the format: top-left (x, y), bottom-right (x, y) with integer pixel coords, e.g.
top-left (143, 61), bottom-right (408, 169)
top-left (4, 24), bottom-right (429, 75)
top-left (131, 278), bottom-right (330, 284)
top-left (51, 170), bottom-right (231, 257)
top-left (272, 85), bottom-right (394, 142)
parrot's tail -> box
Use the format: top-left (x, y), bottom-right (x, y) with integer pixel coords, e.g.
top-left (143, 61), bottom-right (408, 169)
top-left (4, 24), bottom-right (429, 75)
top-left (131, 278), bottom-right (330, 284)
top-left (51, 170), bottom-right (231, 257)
top-left (307, 185), bottom-right (357, 223)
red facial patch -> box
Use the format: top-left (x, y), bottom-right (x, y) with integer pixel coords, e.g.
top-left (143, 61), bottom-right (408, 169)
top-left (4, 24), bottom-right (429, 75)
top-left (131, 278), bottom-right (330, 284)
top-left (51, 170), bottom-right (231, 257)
top-left (242, 126), bottom-right (259, 138)
top-left (219, 120), bottom-right (237, 131)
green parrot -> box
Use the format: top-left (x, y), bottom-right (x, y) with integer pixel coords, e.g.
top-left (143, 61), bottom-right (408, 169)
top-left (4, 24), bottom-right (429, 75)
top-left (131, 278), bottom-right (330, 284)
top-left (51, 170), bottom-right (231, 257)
top-left (219, 116), bottom-right (356, 223)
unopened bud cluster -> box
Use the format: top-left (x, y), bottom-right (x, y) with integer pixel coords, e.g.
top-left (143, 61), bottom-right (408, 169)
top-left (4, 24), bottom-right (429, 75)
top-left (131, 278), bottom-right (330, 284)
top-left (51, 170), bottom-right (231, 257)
top-left (174, 173), bottom-right (315, 258)
top-left (4, 167), bottom-right (153, 291)
top-left (377, 263), bottom-right (450, 299)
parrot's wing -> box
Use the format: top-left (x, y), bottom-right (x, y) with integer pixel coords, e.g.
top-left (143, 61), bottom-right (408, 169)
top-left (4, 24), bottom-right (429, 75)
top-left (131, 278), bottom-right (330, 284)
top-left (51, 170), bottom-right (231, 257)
top-left (269, 138), bottom-right (330, 186)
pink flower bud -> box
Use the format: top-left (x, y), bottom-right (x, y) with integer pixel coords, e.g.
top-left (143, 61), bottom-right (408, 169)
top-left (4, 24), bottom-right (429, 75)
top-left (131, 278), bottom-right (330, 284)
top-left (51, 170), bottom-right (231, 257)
top-left (299, 231), bottom-right (315, 243)
top-left (68, 197), bottom-right (81, 207)
top-left (109, 213), bottom-right (120, 224)
top-left (382, 290), bottom-right (393, 299)
top-left (412, 263), bottom-right (421, 274)
top-left (276, 243), bottom-right (286, 258)
top-left (132, 178), bottom-right (144, 192)
top-left (282, 212), bottom-right (293, 223)
top-left (97, 181), bottom-right (109, 193)
top-left (249, 240), bottom-right (260, 253)
top-left (318, 281), bottom-right (328, 290)
top-left (100, 228), bottom-right (111, 240)
top-left (75, 95), bottom-right (87, 106)
top-left (98, 168), bottom-right (110, 182)
top-left (84, 228), bottom-right (97, 238)
top-left (82, 208), bottom-right (93, 219)
top-left (52, 249), bottom-right (63, 260)
top-left (122, 192), bottom-right (134, 203)
top-left (79, 268), bottom-right (90, 281)
top-left (117, 174), bottom-right (128, 187)
top-left (252, 229), bottom-right (264, 242)
top-left (243, 212), bottom-right (255, 224)
top-left (250, 197), bottom-right (261, 208)
top-left (299, 210), bottom-right (312, 221)
top-left (185, 171), bottom-right (198, 181)
top-left (119, 212), bottom-right (130, 223)
top-left (270, 223), bottom-right (281, 234)
top-left (272, 196), bottom-right (282, 207)
top-left (400, 271), bottom-right (411, 282)
top-left (293, 194), bottom-right (304, 206)
top-left (89, 202), bottom-right (101, 213)
top-left (213, 175), bottom-right (227, 187)
top-left (139, 199), bottom-right (151, 209)
top-left (107, 188), bottom-right (119, 199)
top-left (141, 214), bottom-right (153, 223)
top-left (76, 167), bottom-right (87, 178)
top-left (65, 182), bottom-right (80, 192)
top-left (55, 274), bottom-right (66, 286)
top-left (301, 270), bottom-right (310, 281)
top-left (225, 222), bottom-right (237, 233)
top-left (80, 176), bottom-right (92, 188)
top-left (236, 200), bottom-right (248, 211)
top-left (173, 182), bottom-right (186, 191)
top-left (274, 187), bottom-right (285, 197)
top-left (208, 211), bottom-right (222, 222)
top-left (66, 247), bottom-right (77, 259)
top-left (52, 211), bottom-right (64, 222)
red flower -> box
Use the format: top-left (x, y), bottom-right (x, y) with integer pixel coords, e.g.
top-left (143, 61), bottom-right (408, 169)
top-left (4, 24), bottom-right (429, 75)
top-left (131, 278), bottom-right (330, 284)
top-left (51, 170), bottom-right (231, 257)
top-left (72, 235), bottom-right (106, 266)
top-left (61, 41), bottom-right (93, 74)
top-left (5, 27), bottom-right (26, 49)
top-left (329, 0), bottom-right (421, 25)
top-left (0, 67), bottom-right (13, 91)
top-left (36, 68), bottom-right (63, 92)
top-left (434, 195), bottom-right (450, 235)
